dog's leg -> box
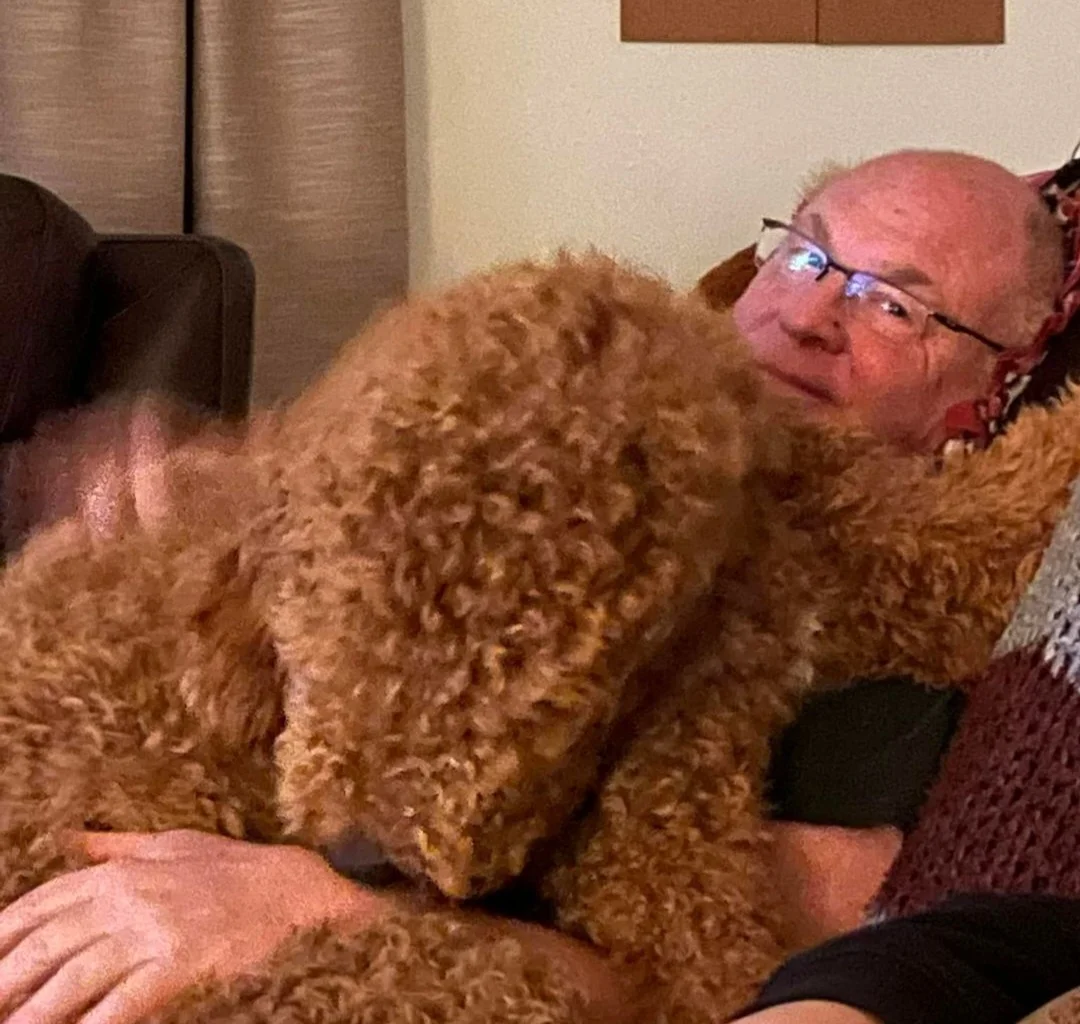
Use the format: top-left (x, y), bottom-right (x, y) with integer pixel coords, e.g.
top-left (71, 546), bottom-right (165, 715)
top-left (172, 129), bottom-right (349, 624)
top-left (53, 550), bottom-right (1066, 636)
top-left (147, 908), bottom-right (591, 1024)
top-left (545, 617), bottom-right (811, 1023)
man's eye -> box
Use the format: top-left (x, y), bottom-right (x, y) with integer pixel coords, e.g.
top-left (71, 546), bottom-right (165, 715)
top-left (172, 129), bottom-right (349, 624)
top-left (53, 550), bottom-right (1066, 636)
top-left (873, 294), bottom-right (912, 320)
top-left (787, 247), bottom-right (827, 274)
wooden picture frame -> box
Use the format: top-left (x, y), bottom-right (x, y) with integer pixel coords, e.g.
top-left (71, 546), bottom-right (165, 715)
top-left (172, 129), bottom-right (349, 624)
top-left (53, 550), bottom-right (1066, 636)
top-left (620, 0), bottom-right (1005, 45)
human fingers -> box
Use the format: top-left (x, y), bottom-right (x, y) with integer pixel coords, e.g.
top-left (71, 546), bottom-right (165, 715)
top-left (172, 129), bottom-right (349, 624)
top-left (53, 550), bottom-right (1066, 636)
top-left (0, 903), bottom-right (109, 1013)
top-left (76, 963), bottom-right (180, 1024)
top-left (127, 400), bottom-right (172, 533)
top-left (0, 871), bottom-right (100, 958)
top-left (1, 935), bottom-right (136, 1024)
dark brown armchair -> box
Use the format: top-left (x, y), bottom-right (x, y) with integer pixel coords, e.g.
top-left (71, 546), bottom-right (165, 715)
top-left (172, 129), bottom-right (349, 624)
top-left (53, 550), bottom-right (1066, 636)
top-left (0, 173), bottom-right (255, 554)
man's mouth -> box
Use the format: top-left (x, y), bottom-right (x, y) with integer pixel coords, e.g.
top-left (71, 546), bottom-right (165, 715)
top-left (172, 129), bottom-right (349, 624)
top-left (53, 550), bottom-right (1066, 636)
top-left (757, 365), bottom-right (840, 406)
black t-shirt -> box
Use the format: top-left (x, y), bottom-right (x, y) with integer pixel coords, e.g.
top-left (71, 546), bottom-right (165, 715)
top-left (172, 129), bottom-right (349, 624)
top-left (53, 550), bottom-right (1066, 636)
top-left (731, 894), bottom-right (1080, 1024)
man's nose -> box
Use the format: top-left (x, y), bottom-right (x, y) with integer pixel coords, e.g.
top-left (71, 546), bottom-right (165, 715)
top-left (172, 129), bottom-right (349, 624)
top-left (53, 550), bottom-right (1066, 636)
top-left (777, 273), bottom-right (850, 356)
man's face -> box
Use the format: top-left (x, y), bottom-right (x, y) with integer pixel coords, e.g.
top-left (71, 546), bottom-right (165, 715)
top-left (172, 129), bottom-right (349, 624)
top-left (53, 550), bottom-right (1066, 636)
top-left (733, 153), bottom-right (1034, 452)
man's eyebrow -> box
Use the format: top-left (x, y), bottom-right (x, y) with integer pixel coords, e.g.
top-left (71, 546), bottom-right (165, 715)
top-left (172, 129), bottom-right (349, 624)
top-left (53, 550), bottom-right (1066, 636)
top-left (877, 264), bottom-right (935, 289)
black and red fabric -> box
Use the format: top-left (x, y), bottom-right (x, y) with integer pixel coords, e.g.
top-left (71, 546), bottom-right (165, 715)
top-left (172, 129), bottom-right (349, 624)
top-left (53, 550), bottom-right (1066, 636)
top-left (943, 154), bottom-right (1080, 448)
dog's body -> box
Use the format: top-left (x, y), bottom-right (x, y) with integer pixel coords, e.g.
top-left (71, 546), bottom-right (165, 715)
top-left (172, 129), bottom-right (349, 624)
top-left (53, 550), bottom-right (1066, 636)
top-left (2, 254), bottom-right (1079, 1023)
top-left (546, 392), bottom-right (1080, 1019)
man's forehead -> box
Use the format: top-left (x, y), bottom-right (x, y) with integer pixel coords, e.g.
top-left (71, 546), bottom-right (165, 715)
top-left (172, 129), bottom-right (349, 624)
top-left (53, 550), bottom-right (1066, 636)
top-left (794, 209), bottom-right (938, 291)
top-left (804, 153), bottom-right (1034, 246)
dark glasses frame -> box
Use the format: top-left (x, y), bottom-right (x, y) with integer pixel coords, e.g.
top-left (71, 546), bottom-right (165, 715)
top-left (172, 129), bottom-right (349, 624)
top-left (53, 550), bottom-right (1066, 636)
top-left (760, 218), bottom-right (1008, 355)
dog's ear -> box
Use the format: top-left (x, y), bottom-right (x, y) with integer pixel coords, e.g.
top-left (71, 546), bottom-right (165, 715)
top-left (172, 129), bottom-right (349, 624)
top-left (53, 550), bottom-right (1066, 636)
top-left (169, 541), bottom-right (285, 749)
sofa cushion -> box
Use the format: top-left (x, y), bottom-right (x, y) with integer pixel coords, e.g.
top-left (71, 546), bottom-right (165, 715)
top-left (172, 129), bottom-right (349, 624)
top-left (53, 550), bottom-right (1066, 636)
top-left (82, 235), bottom-right (254, 417)
top-left (0, 174), bottom-right (96, 443)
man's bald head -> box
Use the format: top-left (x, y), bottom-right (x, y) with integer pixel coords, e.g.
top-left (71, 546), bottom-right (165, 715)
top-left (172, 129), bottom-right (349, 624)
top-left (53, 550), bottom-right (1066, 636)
top-left (805, 150), bottom-right (1063, 345)
top-left (734, 148), bottom-right (1065, 451)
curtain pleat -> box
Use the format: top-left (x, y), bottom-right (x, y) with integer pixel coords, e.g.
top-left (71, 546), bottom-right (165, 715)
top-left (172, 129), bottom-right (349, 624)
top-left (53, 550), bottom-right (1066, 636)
top-left (191, 0), bottom-right (409, 404)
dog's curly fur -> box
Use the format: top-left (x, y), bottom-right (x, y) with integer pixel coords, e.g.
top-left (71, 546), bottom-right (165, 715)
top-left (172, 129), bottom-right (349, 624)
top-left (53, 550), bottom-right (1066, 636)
top-left (3, 253), bottom-right (1080, 1023)
top-left (545, 391), bottom-right (1080, 1020)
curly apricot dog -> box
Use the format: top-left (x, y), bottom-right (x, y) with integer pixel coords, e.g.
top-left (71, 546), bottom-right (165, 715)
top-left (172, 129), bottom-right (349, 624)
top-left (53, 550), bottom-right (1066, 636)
top-left (2, 253), bottom-right (1079, 1023)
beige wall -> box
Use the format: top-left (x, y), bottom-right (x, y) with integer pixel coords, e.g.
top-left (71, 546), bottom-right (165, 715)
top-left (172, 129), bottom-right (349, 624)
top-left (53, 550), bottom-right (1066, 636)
top-left (403, 0), bottom-right (1080, 291)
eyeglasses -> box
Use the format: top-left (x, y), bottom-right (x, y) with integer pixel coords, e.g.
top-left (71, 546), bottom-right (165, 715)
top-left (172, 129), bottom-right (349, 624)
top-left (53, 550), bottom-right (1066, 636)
top-left (755, 218), bottom-right (1008, 355)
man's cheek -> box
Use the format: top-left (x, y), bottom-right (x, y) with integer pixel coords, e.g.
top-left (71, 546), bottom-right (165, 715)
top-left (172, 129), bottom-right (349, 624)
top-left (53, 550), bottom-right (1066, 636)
top-left (844, 360), bottom-right (916, 429)
top-left (732, 285), bottom-right (777, 338)
top-left (866, 384), bottom-right (932, 448)
top-left (737, 317), bottom-right (789, 366)
top-left (853, 349), bottom-right (926, 407)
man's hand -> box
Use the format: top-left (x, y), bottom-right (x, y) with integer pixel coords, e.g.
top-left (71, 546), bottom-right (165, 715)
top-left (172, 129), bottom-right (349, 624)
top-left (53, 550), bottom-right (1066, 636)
top-left (0, 830), bottom-right (390, 1024)
top-left (1, 396), bottom-right (255, 550)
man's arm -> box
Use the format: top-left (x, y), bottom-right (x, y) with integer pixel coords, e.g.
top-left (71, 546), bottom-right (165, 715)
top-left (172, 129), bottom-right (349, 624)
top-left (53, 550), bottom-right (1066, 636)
top-left (731, 894), bottom-right (1080, 1024)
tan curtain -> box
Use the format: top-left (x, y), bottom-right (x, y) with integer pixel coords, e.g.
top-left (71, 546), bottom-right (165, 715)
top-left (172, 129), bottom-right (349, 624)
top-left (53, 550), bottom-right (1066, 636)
top-left (0, 0), bottom-right (408, 405)
top-left (192, 0), bottom-right (406, 408)
top-left (0, 0), bottom-right (187, 232)
top-left (192, 0), bottom-right (408, 404)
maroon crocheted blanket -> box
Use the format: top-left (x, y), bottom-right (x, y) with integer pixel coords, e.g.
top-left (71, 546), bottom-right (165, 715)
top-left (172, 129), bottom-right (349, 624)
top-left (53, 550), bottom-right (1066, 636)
top-left (875, 478), bottom-right (1080, 918)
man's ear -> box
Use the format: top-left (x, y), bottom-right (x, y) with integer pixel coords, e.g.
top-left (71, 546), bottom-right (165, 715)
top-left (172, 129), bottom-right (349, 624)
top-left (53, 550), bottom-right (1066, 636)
top-left (170, 542), bottom-right (285, 749)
